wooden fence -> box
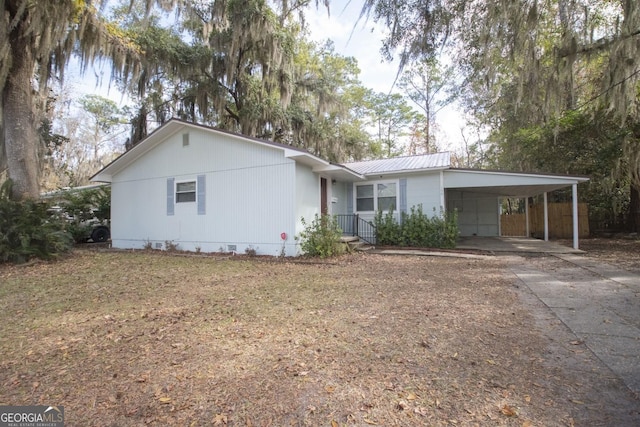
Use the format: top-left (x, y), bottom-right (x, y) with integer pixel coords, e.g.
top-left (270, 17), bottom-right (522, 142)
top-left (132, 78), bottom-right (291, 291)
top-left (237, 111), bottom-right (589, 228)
top-left (500, 203), bottom-right (589, 238)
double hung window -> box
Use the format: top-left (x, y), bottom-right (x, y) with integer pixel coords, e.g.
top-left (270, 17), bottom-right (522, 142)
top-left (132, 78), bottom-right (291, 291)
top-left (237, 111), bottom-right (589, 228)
top-left (176, 181), bottom-right (196, 203)
top-left (355, 182), bottom-right (397, 212)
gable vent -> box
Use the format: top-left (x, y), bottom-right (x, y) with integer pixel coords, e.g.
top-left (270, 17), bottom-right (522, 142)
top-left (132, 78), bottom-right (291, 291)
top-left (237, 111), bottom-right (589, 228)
top-left (182, 133), bottom-right (190, 147)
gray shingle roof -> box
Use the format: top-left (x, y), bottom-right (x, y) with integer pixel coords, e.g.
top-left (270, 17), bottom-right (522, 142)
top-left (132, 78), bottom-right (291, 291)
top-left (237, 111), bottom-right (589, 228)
top-left (342, 152), bottom-right (451, 175)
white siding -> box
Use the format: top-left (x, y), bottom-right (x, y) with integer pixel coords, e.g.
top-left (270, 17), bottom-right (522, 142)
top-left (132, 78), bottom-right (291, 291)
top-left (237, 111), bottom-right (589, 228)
top-left (111, 128), bottom-right (298, 255)
top-left (351, 173), bottom-right (444, 223)
top-left (444, 169), bottom-right (585, 190)
top-left (294, 163), bottom-right (320, 254)
top-left (405, 173), bottom-right (444, 216)
top-left (331, 181), bottom-right (349, 214)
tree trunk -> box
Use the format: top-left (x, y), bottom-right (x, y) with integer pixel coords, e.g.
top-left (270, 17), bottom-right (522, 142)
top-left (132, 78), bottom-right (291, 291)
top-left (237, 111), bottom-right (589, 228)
top-left (3, 20), bottom-right (40, 200)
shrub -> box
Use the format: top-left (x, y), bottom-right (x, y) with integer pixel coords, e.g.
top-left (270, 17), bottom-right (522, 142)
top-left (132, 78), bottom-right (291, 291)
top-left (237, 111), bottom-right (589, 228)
top-left (374, 209), bottom-right (401, 245)
top-left (0, 181), bottom-right (73, 263)
top-left (374, 204), bottom-right (459, 249)
top-left (297, 214), bottom-right (344, 258)
top-left (164, 240), bottom-right (179, 252)
top-left (57, 186), bottom-right (110, 243)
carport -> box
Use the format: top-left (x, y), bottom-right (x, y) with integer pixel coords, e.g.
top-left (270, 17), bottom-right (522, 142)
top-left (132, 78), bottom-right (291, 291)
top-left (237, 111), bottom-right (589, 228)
top-left (444, 169), bottom-right (589, 249)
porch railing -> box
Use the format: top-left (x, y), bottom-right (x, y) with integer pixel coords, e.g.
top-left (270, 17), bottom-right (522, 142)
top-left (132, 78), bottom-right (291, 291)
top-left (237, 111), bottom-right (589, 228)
top-left (335, 214), bottom-right (376, 244)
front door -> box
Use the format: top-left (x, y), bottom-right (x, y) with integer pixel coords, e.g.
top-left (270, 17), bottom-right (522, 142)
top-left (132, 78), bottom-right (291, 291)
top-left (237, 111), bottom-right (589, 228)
top-left (321, 177), bottom-right (328, 214)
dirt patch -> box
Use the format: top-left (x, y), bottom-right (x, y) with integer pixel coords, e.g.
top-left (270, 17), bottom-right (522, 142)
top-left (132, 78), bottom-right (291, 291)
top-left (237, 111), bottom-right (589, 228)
top-left (573, 238), bottom-right (640, 274)
top-left (0, 248), bottom-right (637, 425)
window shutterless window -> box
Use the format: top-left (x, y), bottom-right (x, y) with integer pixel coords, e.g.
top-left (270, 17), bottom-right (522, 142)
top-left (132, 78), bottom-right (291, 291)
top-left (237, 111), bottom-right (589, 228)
top-left (176, 181), bottom-right (196, 203)
top-left (377, 182), bottom-right (396, 211)
top-left (356, 184), bottom-right (374, 211)
top-left (355, 181), bottom-right (397, 212)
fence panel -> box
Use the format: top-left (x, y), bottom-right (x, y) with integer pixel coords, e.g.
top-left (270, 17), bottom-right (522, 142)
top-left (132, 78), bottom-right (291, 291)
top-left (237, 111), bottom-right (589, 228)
top-left (500, 213), bottom-right (527, 236)
top-left (529, 203), bottom-right (589, 239)
top-left (500, 203), bottom-right (589, 238)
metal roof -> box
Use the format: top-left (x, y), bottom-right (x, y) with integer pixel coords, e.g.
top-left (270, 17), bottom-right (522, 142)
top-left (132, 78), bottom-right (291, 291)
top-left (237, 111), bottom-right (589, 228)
top-left (342, 152), bottom-right (451, 176)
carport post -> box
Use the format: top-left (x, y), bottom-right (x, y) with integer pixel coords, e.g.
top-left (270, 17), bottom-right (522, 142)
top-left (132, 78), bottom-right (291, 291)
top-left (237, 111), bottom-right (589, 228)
top-left (572, 183), bottom-right (579, 250)
top-left (525, 199), bottom-right (530, 237)
top-left (543, 192), bottom-right (549, 241)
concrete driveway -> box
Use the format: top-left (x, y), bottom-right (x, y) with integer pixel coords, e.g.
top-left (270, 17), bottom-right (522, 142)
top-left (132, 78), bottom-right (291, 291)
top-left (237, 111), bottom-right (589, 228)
top-left (374, 238), bottom-right (639, 422)
top-left (509, 252), bottom-right (640, 413)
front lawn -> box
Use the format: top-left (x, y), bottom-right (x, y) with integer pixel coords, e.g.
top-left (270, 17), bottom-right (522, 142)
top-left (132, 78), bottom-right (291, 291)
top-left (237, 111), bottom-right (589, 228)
top-left (0, 250), bottom-right (626, 425)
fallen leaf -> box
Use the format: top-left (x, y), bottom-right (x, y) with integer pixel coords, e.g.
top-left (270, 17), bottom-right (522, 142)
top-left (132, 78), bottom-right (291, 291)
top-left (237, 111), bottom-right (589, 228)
top-left (486, 359), bottom-right (496, 365)
top-left (213, 413), bottom-right (228, 425)
top-left (331, 421), bottom-right (338, 427)
top-left (414, 407), bottom-right (429, 416)
top-left (570, 399), bottom-right (585, 405)
top-left (363, 418), bottom-right (378, 425)
top-left (500, 404), bottom-right (518, 417)
top-left (158, 397), bottom-right (172, 404)
top-left (325, 385), bottom-right (335, 393)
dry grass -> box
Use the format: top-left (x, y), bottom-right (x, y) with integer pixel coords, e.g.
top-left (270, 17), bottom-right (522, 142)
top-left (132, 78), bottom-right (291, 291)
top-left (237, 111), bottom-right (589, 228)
top-left (0, 247), bottom-right (636, 426)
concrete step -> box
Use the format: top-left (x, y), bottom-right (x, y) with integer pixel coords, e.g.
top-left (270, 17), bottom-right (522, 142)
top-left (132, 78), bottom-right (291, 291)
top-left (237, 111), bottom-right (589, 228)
top-left (340, 236), bottom-right (374, 252)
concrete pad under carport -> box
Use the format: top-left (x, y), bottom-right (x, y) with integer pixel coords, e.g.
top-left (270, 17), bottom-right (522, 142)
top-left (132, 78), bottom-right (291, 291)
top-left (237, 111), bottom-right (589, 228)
top-left (457, 236), bottom-right (583, 254)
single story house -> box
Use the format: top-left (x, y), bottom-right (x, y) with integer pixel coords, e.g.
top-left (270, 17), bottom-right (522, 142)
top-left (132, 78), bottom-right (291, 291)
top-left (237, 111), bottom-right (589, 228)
top-left (91, 119), bottom-right (589, 255)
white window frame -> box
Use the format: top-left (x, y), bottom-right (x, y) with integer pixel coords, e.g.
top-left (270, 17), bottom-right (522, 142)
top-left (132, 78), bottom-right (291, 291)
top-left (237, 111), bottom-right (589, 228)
top-left (354, 180), bottom-right (399, 213)
top-left (175, 180), bottom-right (196, 203)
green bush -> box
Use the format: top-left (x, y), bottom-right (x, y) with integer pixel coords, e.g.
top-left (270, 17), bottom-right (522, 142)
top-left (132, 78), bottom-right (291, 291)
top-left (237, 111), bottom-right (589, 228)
top-left (373, 204), bottom-right (459, 249)
top-left (374, 209), bottom-right (401, 245)
top-left (0, 182), bottom-right (73, 263)
top-left (57, 186), bottom-right (110, 243)
top-left (297, 214), bottom-right (344, 258)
